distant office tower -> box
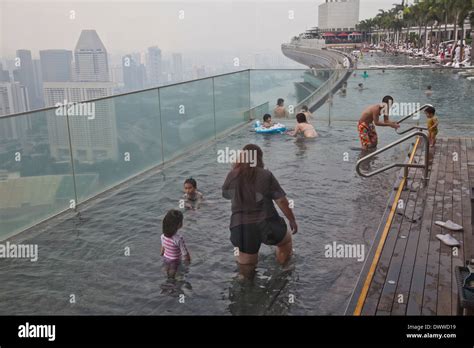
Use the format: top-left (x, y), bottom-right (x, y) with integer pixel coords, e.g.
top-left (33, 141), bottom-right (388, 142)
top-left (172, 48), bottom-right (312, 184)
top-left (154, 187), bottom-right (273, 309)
top-left (110, 66), bottom-right (124, 85)
top-left (122, 54), bottom-right (146, 92)
top-left (192, 65), bottom-right (206, 79)
top-left (318, 0), bottom-right (360, 32)
top-left (0, 63), bottom-right (10, 82)
top-left (13, 49), bottom-right (43, 109)
top-left (146, 46), bottom-right (162, 86)
top-left (40, 50), bottom-right (73, 82)
top-left (74, 30), bottom-right (110, 82)
top-left (172, 53), bottom-right (183, 82)
top-left (43, 82), bottom-right (118, 162)
top-left (0, 82), bottom-right (30, 139)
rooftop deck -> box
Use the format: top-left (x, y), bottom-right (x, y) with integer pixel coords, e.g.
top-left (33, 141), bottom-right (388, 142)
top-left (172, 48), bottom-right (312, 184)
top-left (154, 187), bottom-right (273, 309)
top-left (347, 137), bottom-right (474, 315)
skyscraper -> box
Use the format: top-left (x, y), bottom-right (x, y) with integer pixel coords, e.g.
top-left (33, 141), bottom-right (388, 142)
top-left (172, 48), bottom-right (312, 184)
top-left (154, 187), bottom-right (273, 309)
top-left (318, 0), bottom-right (360, 32)
top-left (40, 50), bottom-right (73, 82)
top-left (122, 54), bottom-right (146, 92)
top-left (146, 46), bottom-right (162, 86)
top-left (13, 50), bottom-right (43, 109)
top-left (0, 63), bottom-right (10, 82)
top-left (44, 30), bottom-right (118, 163)
top-left (74, 30), bottom-right (110, 82)
top-left (0, 82), bottom-right (30, 139)
top-left (172, 53), bottom-right (183, 82)
top-left (43, 82), bottom-right (118, 162)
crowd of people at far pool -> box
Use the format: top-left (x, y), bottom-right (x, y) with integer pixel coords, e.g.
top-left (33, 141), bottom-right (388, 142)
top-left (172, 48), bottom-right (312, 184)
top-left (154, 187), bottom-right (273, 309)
top-left (159, 93), bottom-right (440, 282)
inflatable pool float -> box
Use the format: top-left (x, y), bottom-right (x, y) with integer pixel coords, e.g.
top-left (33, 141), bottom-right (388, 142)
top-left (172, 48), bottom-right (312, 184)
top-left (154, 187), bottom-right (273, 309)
top-left (254, 121), bottom-right (287, 134)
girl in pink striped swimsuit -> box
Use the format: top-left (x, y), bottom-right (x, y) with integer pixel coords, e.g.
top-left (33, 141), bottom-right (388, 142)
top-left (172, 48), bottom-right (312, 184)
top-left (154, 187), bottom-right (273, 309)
top-left (160, 209), bottom-right (191, 278)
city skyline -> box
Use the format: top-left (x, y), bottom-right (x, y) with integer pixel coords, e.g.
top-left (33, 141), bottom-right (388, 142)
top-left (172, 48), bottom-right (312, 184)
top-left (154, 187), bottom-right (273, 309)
top-left (1, 0), bottom-right (401, 58)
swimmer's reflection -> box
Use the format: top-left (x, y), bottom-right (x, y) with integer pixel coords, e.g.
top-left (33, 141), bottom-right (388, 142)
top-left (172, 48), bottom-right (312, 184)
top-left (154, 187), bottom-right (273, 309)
top-left (160, 263), bottom-right (192, 297)
top-left (227, 256), bottom-right (295, 315)
top-left (294, 137), bottom-right (308, 157)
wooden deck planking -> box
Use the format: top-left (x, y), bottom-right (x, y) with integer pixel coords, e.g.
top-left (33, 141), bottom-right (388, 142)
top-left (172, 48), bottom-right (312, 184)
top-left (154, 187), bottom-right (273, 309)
top-left (405, 139), bottom-right (442, 315)
top-left (451, 138), bottom-right (464, 315)
top-left (361, 152), bottom-right (422, 315)
top-left (436, 139), bottom-right (454, 315)
top-left (389, 150), bottom-right (430, 315)
top-left (421, 138), bottom-right (448, 315)
top-left (350, 137), bottom-right (474, 316)
top-left (375, 152), bottom-right (424, 314)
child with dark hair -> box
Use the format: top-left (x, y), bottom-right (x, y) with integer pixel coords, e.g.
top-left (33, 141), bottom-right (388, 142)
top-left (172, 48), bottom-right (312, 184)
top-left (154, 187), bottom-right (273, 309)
top-left (301, 105), bottom-right (313, 120)
top-left (287, 113), bottom-right (318, 138)
top-left (425, 106), bottom-right (439, 147)
top-left (262, 114), bottom-right (273, 128)
top-left (273, 98), bottom-right (289, 118)
top-left (183, 178), bottom-right (203, 210)
top-left (161, 209), bottom-right (190, 277)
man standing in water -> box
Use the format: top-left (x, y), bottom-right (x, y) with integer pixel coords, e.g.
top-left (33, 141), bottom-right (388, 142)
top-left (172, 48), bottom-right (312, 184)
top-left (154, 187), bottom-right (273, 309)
top-left (358, 95), bottom-right (400, 150)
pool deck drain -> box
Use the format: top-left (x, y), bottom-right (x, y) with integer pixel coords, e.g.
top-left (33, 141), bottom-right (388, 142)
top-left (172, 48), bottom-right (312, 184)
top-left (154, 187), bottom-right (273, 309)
top-left (346, 137), bottom-right (474, 315)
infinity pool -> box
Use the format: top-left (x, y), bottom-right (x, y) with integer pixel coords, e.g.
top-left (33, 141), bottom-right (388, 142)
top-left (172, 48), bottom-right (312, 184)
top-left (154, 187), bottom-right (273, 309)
top-left (1, 57), bottom-right (472, 315)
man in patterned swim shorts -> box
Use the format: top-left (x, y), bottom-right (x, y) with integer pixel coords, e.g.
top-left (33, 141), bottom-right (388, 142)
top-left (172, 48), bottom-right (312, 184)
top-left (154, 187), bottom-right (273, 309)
top-left (358, 95), bottom-right (400, 150)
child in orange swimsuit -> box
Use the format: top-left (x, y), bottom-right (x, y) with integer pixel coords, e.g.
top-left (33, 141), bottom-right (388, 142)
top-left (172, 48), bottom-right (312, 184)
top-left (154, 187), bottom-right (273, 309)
top-left (425, 106), bottom-right (439, 147)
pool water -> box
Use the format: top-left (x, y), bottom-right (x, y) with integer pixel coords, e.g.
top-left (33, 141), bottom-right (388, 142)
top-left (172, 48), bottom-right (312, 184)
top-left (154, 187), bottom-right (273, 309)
top-left (1, 55), bottom-right (472, 315)
top-left (0, 120), bottom-right (407, 315)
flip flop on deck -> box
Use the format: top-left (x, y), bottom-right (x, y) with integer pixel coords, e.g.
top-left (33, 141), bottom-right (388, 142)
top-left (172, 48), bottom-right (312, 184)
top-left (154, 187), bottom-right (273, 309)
top-left (436, 234), bottom-right (461, 247)
top-left (435, 220), bottom-right (464, 231)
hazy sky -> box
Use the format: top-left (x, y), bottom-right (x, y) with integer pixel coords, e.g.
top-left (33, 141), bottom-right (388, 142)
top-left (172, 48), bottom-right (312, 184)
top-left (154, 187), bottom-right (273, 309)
top-left (0, 0), bottom-right (401, 58)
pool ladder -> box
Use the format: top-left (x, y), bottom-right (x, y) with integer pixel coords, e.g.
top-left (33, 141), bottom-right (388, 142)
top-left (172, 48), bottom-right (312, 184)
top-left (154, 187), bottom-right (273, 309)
top-left (356, 104), bottom-right (433, 180)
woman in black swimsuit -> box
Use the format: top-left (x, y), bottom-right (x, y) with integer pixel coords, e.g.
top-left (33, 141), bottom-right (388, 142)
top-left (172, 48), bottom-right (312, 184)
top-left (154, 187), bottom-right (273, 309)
top-left (222, 144), bottom-right (298, 279)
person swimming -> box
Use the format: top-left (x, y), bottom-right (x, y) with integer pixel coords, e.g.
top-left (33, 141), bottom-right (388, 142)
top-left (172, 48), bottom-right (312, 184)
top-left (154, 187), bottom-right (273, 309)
top-left (183, 178), bottom-right (203, 210)
top-left (300, 105), bottom-right (313, 120)
top-left (273, 98), bottom-right (289, 118)
top-left (425, 85), bottom-right (433, 97)
top-left (287, 113), bottom-right (318, 138)
top-left (362, 71), bottom-right (369, 79)
top-left (262, 114), bottom-right (273, 128)
top-left (339, 82), bottom-right (348, 96)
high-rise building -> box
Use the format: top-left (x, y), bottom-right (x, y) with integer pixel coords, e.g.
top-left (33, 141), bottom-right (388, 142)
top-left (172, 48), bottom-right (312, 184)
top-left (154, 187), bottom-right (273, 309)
top-left (43, 82), bottom-right (118, 163)
top-left (146, 46), bottom-right (162, 86)
top-left (318, 0), bottom-right (360, 32)
top-left (13, 49), bottom-right (43, 109)
top-left (44, 30), bottom-right (117, 163)
top-left (0, 63), bottom-right (10, 82)
top-left (0, 82), bottom-right (30, 139)
top-left (122, 54), bottom-right (147, 92)
top-left (74, 30), bottom-right (110, 82)
top-left (192, 65), bottom-right (206, 79)
top-left (172, 53), bottom-right (183, 82)
top-left (40, 50), bottom-right (73, 82)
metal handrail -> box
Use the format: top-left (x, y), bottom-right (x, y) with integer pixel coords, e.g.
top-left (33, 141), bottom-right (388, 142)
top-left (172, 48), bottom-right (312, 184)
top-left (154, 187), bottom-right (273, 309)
top-left (395, 104), bottom-right (433, 134)
top-left (397, 126), bottom-right (428, 135)
top-left (356, 131), bottom-right (429, 180)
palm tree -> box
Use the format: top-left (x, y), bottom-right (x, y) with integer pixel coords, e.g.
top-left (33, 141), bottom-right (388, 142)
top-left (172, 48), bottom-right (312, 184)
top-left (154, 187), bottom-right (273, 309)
top-left (356, 19), bottom-right (376, 43)
top-left (451, 0), bottom-right (473, 44)
top-left (437, 0), bottom-right (454, 41)
top-left (427, 0), bottom-right (443, 47)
